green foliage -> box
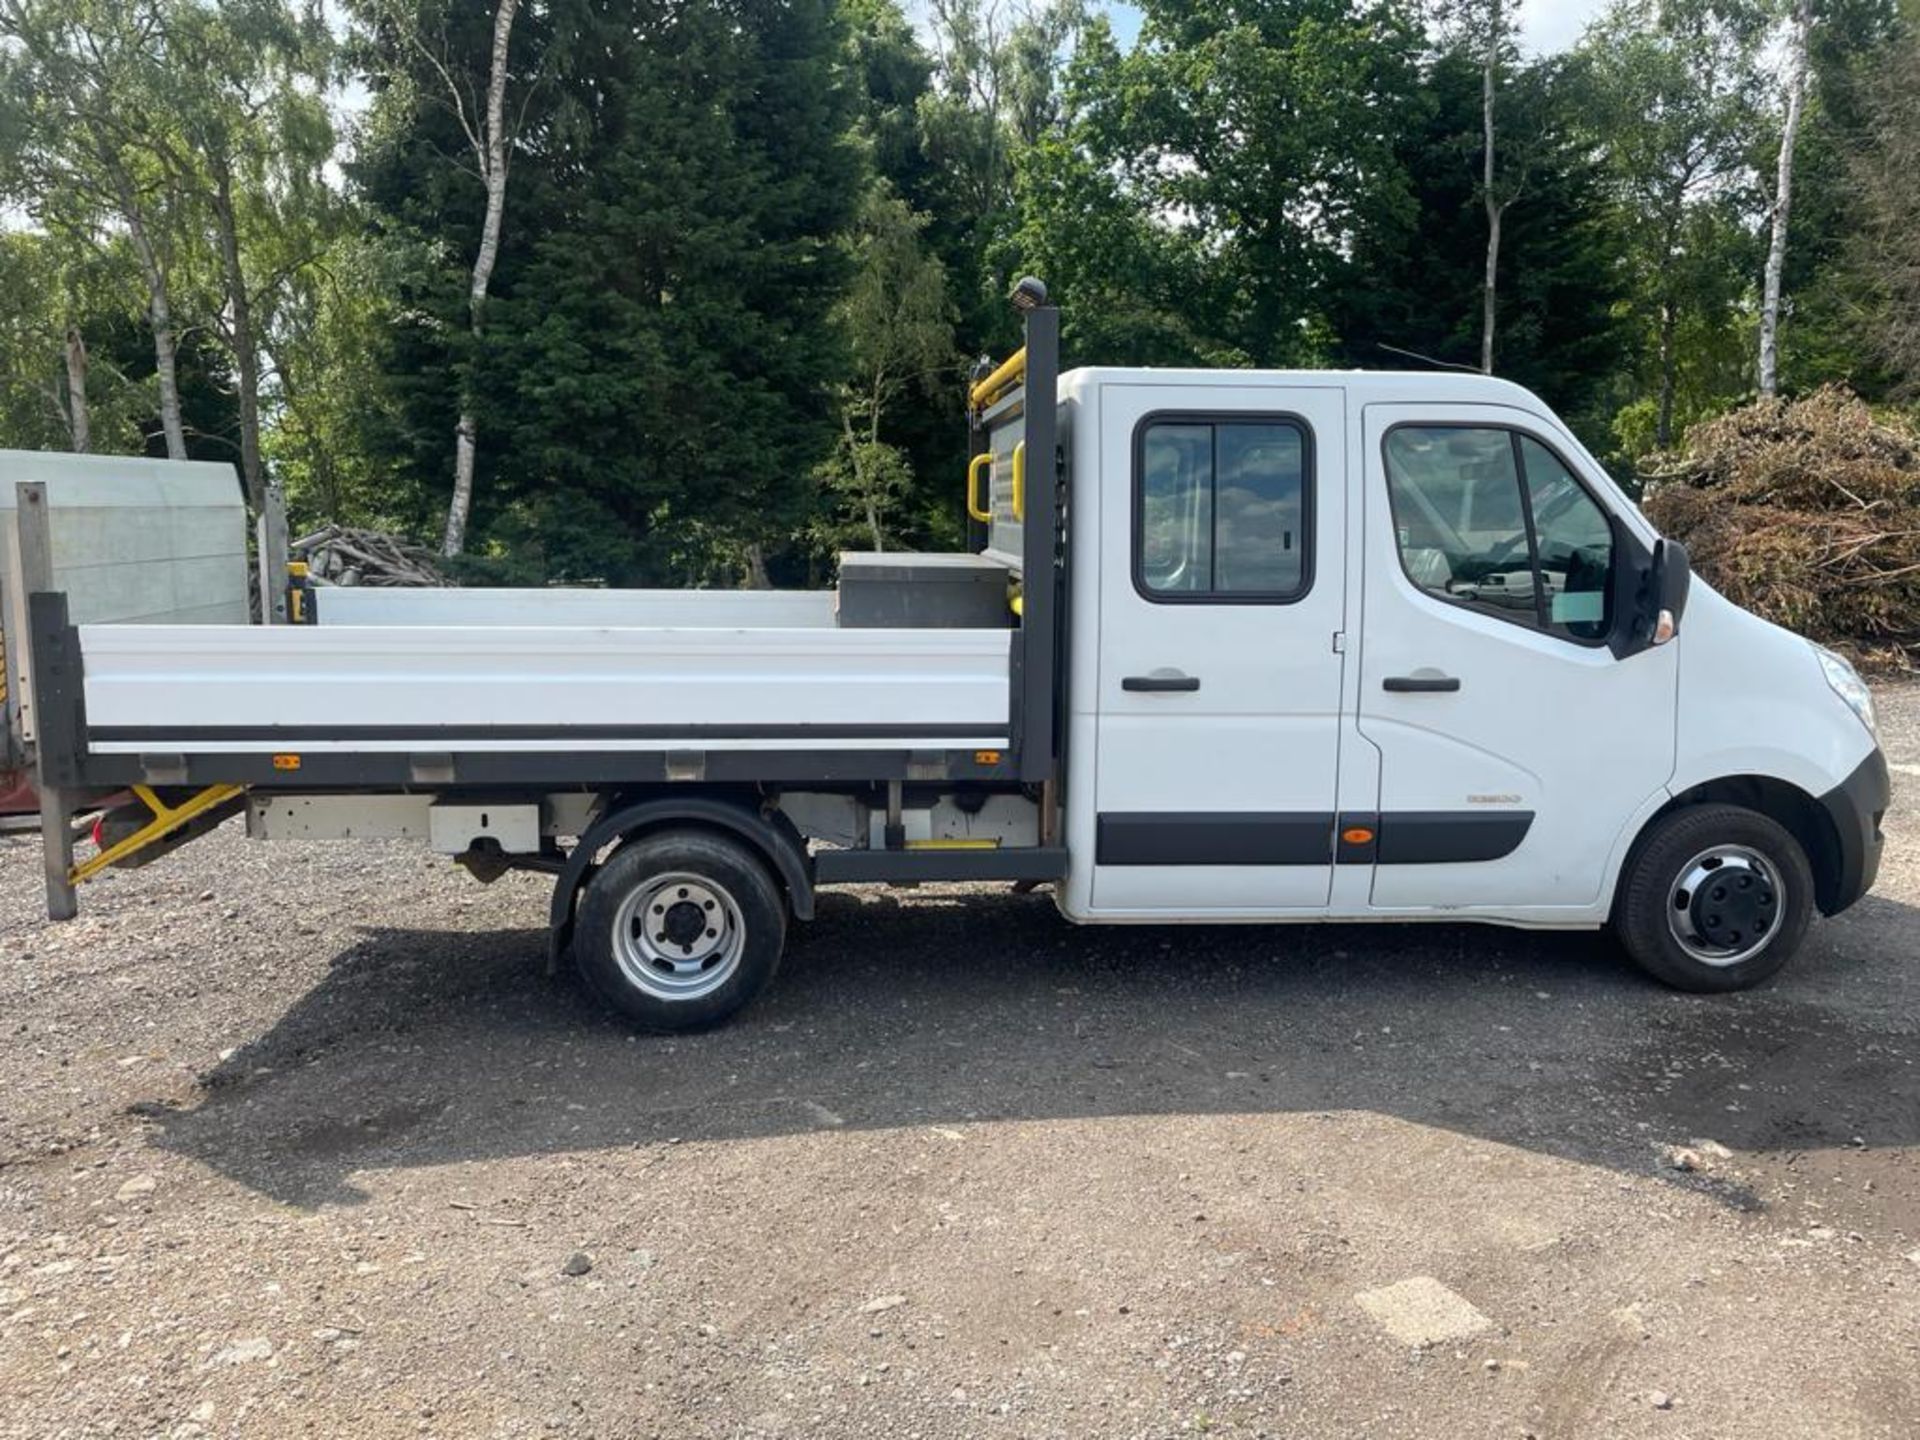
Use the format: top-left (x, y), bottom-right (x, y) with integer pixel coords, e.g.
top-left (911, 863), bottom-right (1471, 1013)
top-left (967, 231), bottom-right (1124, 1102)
top-left (817, 183), bottom-right (960, 555)
top-left (0, 0), bottom-right (1915, 581)
top-left (1024, 0), bottom-right (1426, 368)
top-left (266, 233), bottom-right (417, 527)
top-left (0, 230), bottom-right (150, 452)
top-left (352, 0), bottom-right (862, 584)
top-left (1328, 47), bottom-right (1630, 443)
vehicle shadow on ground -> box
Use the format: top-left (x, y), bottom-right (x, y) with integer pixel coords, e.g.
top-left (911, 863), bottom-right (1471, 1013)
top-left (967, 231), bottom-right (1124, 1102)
top-left (146, 886), bottom-right (1920, 1208)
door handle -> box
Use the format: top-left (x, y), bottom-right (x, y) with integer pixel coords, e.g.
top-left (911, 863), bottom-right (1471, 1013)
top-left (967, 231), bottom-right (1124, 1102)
top-left (1383, 674), bottom-right (1461, 693)
top-left (1123, 671), bottom-right (1201, 693)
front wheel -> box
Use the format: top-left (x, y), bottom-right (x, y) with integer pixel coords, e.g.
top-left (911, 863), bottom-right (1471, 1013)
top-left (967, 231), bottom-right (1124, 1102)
top-left (1613, 803), bottom-right (1814, 992)
top-left (574, 828), bottom-right (788, 1030)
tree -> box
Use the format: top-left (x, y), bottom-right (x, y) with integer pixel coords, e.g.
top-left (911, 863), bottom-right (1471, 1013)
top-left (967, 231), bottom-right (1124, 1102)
top-left (1429, 0), bottom-right (1525, 372)
top-left (1760, 0), bottom-right (1898, 396)
top-left (0, 0), bottom-right (195, 458)
top-left (1580, 0), bottom-right (1767, 450)
top-left (442, 0), bottom-right (519, 557)
top-left (1757, 0), bottom-right (1811, 396)
top-left (1476, 0), bottom-right (1509, 372)
top-left (1013, 0), bottom-right (1425, 369)
top-left (351, 0), bottom-right (863, 585)
top-left (160, 0), bottom-right (334, 511)
top-left (1010, 14), bottom-right (1216, 369)
top-left (0, 231), bottom-right (147, 452)
top-left (919, 0), bottom-right (1084, 355)
top-left (1327, 48), bottom-right (1630, 443)
top-left (821, 185), bottom-right (956, 552)
top-left (1845, 24), bottom-right (1920, 388)
top-left (358, 0), bottom-right (526, 556)
top-left (265, 232), bottom-right (413, 527)
top-left (0, 0), bottom-right (335, 503)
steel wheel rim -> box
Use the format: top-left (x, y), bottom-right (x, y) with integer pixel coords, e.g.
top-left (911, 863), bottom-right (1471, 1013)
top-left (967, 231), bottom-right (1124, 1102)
top-left (1667, 845), bottom-right (1784, 967)
top-left (611, 871), bottom-right (747, 1001)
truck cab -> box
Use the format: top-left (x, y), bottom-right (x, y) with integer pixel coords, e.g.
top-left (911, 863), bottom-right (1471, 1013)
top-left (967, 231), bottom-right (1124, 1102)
top-left (1050, 366), bottom-right (1885, 956)
top-left (11, 282), bottom-right (1889, 1030)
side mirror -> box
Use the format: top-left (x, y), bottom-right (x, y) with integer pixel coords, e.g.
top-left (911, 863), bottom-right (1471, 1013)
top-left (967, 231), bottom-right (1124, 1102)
top-left (1644, 538), bottom-right (1691, 647)
top-left (1612, 536), bottom-right (1691, 658)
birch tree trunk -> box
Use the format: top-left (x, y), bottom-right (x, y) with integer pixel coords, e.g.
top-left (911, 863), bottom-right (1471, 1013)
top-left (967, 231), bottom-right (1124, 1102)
top-left (1657, 294), bottom-right (1678, 449)
top-left (1758, 0), bottom-right (1812, 399)
top-left (1480, 0), bottom-right (1503, 375)
top-left (116, 175), bottom-right (187, 461)
top-left (63, 323), bottom-right (90, 453)
top-left (443, 0), bottom-right (521, 558)
top-left (212, 156), bottom-right (265, 511)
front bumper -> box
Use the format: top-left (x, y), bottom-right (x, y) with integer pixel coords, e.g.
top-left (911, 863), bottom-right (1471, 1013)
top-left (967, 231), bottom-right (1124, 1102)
top-left (1817, 747), bottom-right (1890, 916)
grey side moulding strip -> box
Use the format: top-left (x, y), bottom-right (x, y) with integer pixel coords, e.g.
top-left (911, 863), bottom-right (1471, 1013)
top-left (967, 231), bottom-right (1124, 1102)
top-left (812, 846), bottom-right (1069, 884)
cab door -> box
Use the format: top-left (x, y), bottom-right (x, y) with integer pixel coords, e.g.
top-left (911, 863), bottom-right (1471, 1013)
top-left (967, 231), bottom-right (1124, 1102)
top-left (1088, 382), bottom-right (1346, 914)
top-left (1351, 404), bottom-right (1676, 913)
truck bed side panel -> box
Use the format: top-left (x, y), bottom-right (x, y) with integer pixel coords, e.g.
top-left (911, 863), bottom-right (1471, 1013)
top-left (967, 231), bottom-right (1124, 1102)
top-left (78, 624), bottom-right (1012, 750)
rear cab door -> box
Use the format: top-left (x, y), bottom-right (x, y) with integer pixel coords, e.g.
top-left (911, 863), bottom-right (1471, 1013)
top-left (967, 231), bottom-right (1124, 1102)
top-left (1078, 379), bottom-right (1348, 916)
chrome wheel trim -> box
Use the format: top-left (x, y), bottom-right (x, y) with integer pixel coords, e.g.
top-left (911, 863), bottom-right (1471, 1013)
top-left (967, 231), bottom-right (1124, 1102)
top-left (610, 871), bottom-right (747, 1002)
top-left (1667, 845), bottom-right (1784, 967)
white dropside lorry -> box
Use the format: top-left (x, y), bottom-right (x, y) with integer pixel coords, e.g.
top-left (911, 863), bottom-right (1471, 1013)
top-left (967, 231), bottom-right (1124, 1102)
top-left (7, 281), bottom-right (1889, 1029)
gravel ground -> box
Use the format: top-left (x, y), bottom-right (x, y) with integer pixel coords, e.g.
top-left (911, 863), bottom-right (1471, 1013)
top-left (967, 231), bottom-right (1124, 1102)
top-left (2, 688), bottom-right (1918, 1439)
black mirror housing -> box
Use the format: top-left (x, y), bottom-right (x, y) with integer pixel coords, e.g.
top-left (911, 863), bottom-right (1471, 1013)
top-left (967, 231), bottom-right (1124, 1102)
top-left (1611, 535), bottom-right (1691, 659)
top-left (1656, 538), bottom-right (1691, 626)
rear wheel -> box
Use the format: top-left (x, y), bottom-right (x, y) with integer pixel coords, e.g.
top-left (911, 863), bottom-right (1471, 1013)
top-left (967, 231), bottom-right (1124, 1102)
top-left (574, 829), bottom-right (787, 1030)
top-left (1614, 803), bottom-right (1814, 992)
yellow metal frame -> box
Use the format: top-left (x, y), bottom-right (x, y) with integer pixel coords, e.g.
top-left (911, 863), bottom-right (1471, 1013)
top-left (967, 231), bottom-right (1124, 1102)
top-left (969, 346), bottom-right (1027, 410)
top-left (967, 452), bottom-right (993, 522)
top-left (1011, 441), bottom-right (1026, 522)
top-left (70, 783), bottom-right (245, 886)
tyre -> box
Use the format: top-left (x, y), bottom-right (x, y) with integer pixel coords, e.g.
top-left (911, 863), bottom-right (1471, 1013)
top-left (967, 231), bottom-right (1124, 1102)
top-left (573, 828), bottom-right (787, 1031)
top-left (1613, 803), bottom-right (1814, 992)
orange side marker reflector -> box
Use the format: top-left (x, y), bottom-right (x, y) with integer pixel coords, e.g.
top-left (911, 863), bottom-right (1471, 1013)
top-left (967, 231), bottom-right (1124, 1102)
top-left (974, 750), bottom-right (1003, 766)
top-left (272, 754), bottom-right (302, 771)
top-left (1341, 827), bottom-right (1375, 845)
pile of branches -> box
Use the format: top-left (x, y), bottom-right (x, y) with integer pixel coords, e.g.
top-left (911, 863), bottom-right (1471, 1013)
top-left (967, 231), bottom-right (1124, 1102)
top-left (291, 525), bottom-right (448, 588)
top-left (1641, 386), bottom-right (1920, 669)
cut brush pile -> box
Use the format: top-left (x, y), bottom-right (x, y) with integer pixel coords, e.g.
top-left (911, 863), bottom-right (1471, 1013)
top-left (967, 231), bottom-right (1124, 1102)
top-left (1641, 386), bottom-right (1920, 670)
top-left (290, 524), bottom-right (448, 587)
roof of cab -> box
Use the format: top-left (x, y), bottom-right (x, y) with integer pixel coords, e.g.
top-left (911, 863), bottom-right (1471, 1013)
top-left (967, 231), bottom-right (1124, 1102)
top-left (1058, 365), bottom-right (1548, 412)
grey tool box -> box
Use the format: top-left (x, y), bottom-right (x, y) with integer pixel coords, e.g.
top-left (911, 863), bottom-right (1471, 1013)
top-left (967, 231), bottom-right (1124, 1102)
top-left (835, 551), bottom-right (1013, 628)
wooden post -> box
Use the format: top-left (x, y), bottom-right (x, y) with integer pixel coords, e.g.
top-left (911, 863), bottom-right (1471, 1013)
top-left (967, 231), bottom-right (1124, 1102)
top-left (15, 482), bottom-right (76, 920)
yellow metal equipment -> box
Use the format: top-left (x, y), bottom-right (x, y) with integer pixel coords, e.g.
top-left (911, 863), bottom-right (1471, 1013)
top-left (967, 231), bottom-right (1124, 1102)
top-left (967, 452), bottom-right (993, 522)
top-left (70, 783), bottom-right (246, 886)
top-left (969, 346), bottom-right (1026, 410)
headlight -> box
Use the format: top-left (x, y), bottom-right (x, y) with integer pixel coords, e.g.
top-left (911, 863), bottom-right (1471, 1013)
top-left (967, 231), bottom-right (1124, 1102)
top-left (1812, 644), bottom-right (1877, 738)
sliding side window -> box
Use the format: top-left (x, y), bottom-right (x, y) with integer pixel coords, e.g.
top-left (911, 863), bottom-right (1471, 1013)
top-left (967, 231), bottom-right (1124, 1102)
top-left (1134, 417), bottom-right (1312, 603)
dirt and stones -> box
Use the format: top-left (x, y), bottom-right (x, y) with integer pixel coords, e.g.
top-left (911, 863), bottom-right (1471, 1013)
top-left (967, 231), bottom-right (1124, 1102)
top-left (2, 690), bottom-right (1918, 1438)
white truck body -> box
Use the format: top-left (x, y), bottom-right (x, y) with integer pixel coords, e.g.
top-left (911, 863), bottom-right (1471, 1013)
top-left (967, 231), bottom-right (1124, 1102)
top-left (12, 289), bottom-right (1889, 1028)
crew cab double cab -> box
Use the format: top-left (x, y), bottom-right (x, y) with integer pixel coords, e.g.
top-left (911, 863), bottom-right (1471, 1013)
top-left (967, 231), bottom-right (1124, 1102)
top-left (8, 280), bottom-right (1888, 1029)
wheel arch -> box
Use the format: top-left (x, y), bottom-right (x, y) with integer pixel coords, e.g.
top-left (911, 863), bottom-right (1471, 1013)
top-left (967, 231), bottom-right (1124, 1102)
top-left (548, 795), bottom-right (814, 968)
top-left (1619, 774), bottom-right (1846, 917)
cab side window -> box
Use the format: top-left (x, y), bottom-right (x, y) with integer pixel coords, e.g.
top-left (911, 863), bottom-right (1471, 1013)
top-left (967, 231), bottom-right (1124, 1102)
top-left (1136, 417), bottom-right (1311, 601)
top-left (1383, 426), bottom-right (1613, 643)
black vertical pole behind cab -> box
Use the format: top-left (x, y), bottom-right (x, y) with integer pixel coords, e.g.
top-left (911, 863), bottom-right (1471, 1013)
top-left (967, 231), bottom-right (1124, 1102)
top-left (1018, 303), bottom-right (1059, 784)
